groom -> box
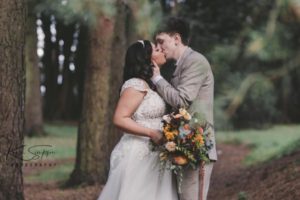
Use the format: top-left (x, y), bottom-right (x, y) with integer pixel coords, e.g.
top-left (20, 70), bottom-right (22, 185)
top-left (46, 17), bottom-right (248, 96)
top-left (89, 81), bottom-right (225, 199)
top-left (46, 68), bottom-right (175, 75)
top-left (151, 17), bottom-right (217, 200)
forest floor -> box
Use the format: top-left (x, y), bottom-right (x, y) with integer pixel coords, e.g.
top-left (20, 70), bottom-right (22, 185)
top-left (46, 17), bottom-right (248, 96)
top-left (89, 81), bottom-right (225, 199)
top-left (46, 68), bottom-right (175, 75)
top-left (24, 143), bottom-right (300, 200)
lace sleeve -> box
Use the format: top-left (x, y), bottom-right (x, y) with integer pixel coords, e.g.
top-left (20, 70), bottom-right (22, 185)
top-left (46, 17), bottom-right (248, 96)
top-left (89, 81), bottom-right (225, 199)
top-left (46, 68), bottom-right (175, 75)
top-left (120, 78), bottom-right (149, 96)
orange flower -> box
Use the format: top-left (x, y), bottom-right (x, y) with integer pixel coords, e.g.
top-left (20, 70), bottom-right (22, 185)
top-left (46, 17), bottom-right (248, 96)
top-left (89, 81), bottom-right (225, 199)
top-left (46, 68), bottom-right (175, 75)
top-left (194, 134), bottom-right (204, 145)
top-left (165, 131), bottom-right (175, 140)
top-left (172, 129), bottom-right (179, 136)
top-left (173, 156), bottom-right (188, 165)
top-left (163, 124), bottom-right (171, 132)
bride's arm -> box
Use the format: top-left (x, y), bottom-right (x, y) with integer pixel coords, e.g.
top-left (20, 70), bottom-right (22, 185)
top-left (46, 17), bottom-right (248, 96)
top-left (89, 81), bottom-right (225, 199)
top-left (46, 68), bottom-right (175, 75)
top-left (113, 88), bottom-right (162, 143)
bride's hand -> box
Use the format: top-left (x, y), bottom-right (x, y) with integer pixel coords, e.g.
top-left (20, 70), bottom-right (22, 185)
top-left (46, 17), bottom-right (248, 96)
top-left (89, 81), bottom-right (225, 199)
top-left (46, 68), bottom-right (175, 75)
top-left (148, 129), bottom-right (163, 145)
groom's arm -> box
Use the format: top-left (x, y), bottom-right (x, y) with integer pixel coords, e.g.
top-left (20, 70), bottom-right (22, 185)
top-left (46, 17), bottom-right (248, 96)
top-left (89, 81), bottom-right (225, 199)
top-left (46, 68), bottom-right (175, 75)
top-left (154, 59), bottom-right (210, 108)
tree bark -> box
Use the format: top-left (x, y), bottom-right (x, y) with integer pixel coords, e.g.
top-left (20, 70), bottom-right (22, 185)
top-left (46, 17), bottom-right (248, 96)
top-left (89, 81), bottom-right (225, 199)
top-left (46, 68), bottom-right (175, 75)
top-left (124, 3), bottom-right (138, 45)
top-left (0, 0), bottom-right (26, 199)
top-left (25, 14), bottom-right (45, 136)
top-left (68, 14), bottom-right (116, 185)
top-left (107, 0), bottom-right (128, 158)
top-left (74, 25), bottom-right (88, 120)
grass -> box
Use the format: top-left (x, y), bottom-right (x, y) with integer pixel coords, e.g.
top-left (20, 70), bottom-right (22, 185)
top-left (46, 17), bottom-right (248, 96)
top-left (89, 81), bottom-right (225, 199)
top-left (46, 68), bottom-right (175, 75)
top-left (26, 162), bottom-right (74, 183)
top-left (216, 124), bottom-right (300, 165)
top-left (24, 122), bottom-right (77, 183)
top-left (24, 123), bottom-right (77, 160)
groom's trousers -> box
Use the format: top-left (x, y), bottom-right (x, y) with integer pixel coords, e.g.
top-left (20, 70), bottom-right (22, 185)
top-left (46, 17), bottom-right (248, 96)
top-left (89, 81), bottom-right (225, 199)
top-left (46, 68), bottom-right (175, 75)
top-left (179, 162), bottom-right (214, 200)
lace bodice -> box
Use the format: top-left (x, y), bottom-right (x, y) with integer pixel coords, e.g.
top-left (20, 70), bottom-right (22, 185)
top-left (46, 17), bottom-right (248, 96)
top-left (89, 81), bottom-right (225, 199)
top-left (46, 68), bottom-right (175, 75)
top-left (110, 78), bottom-right (166, 168)
top-left (120, 78), bottom-right (166, 130)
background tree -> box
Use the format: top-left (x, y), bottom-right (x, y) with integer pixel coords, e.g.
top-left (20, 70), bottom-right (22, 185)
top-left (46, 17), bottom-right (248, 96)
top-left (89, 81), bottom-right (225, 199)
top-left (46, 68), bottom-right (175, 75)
top-left (25, 0), bottom-right (45, 136)
top-left (106, 2), bottom-right (130, 157)
top-left (162, 0), bottom-right (300, 129)
top-left (0, 0), bottom-right (26, 199)
top-left (67, 0), bottom-right (124, 185)
top-left (33, 1), bottom-right (86, 121)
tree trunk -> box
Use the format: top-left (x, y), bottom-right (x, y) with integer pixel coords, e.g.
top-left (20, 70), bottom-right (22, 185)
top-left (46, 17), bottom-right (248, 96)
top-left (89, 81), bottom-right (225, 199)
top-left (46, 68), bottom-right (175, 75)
top-left (0, 0), bottom-right (26, 199)
top-left (68, 14), bottom-right (116, 185)
top-left (67, 0), bottom-right (131, 186)
top-left (42, 15), bottom-right (59, 120)
top-left (107, 0), bottom-right (128, 157)
top-left (54, 23), bottom-right (75, 120)
top-left (74, 25), bottom-right (88, 120)
top-left (25, 15), bottom-right (45, 136)
top-left (124, 4), bottom-right (138, 45)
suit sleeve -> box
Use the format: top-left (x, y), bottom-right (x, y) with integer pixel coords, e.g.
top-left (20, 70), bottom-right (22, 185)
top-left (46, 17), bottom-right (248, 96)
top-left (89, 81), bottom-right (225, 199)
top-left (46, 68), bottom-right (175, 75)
top-left (156, 59), bottom-right (209, 109)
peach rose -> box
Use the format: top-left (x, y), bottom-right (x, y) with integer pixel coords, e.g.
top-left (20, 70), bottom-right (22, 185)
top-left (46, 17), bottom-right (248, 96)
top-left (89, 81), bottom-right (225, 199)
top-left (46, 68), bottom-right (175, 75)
top-left (173, 156), bottom-right (188, 165)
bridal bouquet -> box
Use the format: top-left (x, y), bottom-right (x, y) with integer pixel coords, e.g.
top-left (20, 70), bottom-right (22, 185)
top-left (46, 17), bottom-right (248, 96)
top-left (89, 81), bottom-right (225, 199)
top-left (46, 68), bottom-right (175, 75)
top-left (151, 108), bottom-right (214, 193)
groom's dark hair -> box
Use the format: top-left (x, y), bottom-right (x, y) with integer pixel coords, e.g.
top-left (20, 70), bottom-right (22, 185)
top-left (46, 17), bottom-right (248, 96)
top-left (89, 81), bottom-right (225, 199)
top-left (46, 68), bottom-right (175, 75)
top-left (155, 17), bottom-right (190, 45)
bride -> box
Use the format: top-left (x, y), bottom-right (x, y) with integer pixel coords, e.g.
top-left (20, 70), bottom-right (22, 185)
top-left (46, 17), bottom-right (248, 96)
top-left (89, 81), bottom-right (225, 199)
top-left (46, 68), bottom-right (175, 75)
top-left (97, 40), bottom-right (178, 200)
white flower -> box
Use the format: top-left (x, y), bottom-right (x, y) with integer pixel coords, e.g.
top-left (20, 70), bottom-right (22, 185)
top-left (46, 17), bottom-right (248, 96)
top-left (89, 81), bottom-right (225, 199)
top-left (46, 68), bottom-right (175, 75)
top-left (179, 108), bottom-right (192, 120)
top-left (162, 114), bottom-right (172, 123)
top-left (165, 141), bottom-right (176, 152)
top-left (183, 113), bottom-right (192, 120)
top-left (179, 108), bottom-right (188, 115)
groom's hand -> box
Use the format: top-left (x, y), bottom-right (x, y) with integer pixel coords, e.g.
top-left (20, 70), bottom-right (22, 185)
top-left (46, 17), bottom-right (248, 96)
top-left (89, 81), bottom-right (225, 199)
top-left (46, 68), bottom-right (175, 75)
top-left (151, 61), bottom-right (163, 84)
top-left (149, 129), bottom-right (163, 145)
top-left (152, 61), bottom-right (160, 77)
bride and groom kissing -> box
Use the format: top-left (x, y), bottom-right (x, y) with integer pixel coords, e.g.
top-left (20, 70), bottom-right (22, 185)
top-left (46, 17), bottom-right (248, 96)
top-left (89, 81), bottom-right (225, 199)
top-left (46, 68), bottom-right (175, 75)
top-left (97, 17), bottom-right (217, 200)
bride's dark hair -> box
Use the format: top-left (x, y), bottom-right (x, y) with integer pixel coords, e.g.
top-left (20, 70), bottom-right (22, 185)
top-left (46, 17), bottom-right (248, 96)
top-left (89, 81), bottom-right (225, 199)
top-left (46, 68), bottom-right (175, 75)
top-left (123, 40), bottom-right (155, 90)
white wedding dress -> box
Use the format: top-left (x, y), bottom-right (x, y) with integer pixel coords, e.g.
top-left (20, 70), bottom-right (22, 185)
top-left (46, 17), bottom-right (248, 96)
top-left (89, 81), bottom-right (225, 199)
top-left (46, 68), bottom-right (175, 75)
top-left (98, 78), bottom-right (178, 200)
